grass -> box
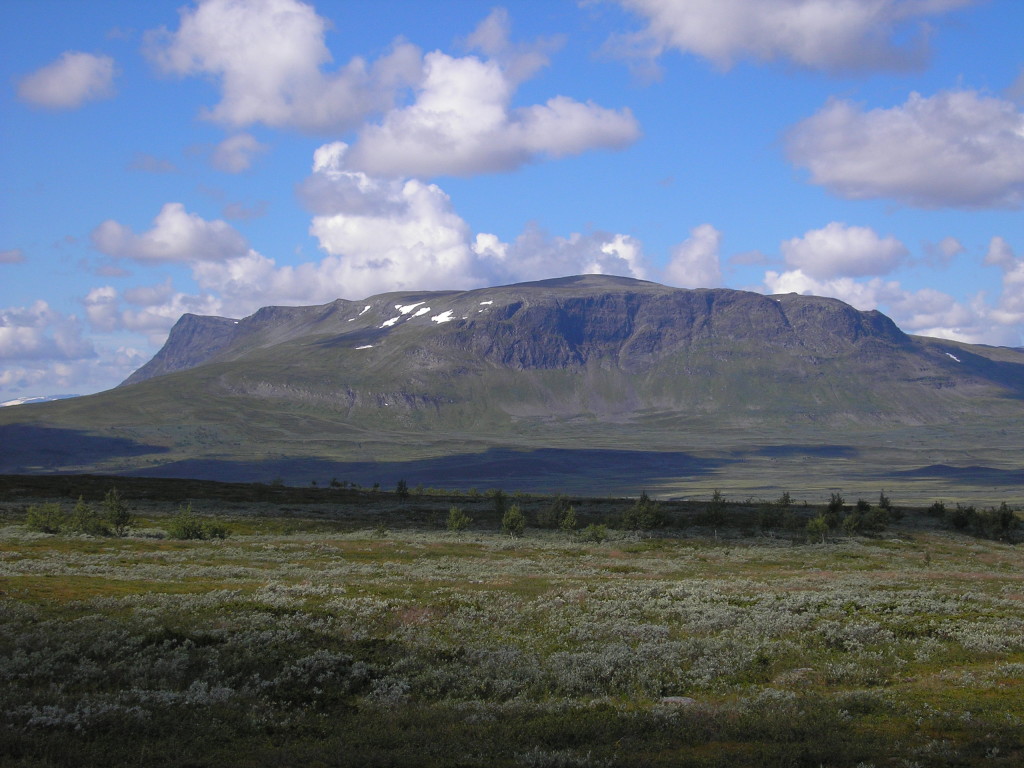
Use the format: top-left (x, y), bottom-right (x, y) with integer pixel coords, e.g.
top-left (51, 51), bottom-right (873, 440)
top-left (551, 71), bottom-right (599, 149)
top-left (0, 479), bottom-right (1022, 766)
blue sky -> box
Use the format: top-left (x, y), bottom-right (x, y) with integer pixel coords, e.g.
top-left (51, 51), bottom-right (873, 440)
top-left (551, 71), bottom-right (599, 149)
top-left (1, 0), bottom-right (1022, 400)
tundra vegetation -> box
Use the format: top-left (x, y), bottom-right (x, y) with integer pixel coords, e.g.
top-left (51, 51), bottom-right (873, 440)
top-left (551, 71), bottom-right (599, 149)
top-left (0, 476), bottom-right (1022, 767)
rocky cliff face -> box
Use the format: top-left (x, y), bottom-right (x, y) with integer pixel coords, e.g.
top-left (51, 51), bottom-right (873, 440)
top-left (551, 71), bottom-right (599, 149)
top-left (121, 314), bottom-right (240, 386)
top-left (124, 276), bottom-right (913, 383)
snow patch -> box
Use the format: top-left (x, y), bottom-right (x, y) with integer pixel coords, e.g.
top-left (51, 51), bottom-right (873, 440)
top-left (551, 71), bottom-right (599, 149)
top-left (431, 310), bottom-right (455, 324)
top-left (1, 394), bottom-right (78, 407)
top-left (397, 301), bottom-right (425, 315)
top-left (355, 344), bottom-right (373, 350)
top-left (380, 316), bottom-right (401, 328)
top-left (479, 300), bottom-right (493, 305)
top-left (358, 305), bottom-right (371, 316)
top-left (945, 352), bottom-right (961, 363)
top-left (412, 306), bottom-right (431, 318)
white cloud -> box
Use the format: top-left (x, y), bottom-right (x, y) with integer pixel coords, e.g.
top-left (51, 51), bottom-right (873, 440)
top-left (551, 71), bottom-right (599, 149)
top-left (762, 261), bottom-right (1023, 346)
top-left (485, 226), bottom-right (649, 285)
top-left (0, 249), bottom-right (26, 264)
top-left (608, 0), bottom-right (978, 73)
top-left (343, 10), bottom-right (639, 177)
top-left (787, 90), bottom-right (1024, 208)
top-left (0, 301), bottom-right (95, 362)
top-left (921, 236), bottom-right (964, 268)
top-left (303, 143), bottom-right (482, 295)
top-left (83, 286), bottom-right (119, 332)
top-left (83, 282), bottom-right (223, 343)
top-left (760, 225), bottom-right (1024, 343)
top-left (984, 237), bottom-right (1024, 328)
top-left (177, 142), bottom-right (651, 313)
top-left (0, 343), bottom-right (150, 399)
top-left (983, 235), bottom-right (1016, 268)
top-left (17, 51), bottom-right (117, 109)
top-left (145, 0), bottom-right (420, 132)
top-left (211, 133), bottom-right (268, 173)
top-left (663, 224), bottom-right (722, 288)
top-left (781, 222), bottom-right (907, 280)
top-left (91, 203), bottom-right (248, 263)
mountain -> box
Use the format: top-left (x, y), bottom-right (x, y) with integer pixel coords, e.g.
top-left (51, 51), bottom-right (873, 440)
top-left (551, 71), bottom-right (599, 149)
top-left (1, 275), bottom-right (1022, 501)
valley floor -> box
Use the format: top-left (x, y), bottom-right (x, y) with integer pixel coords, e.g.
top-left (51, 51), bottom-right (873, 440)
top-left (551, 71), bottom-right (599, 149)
top-left (1, 484), bottom-right (1022, 767)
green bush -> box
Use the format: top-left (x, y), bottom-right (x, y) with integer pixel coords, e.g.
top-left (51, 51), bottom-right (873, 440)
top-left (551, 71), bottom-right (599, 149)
top-left (536, 495), bottom-right (570, 529)
top-left (66, 496), bottom-right (110, 536)
top-left (559, 505), bottom-right (577, 533)
top-left (25, 503), bottom-right (64, 534)
top-left (103, 488), bottom-right (133, 536)
top-left (447, 505), bottom-right (471, 532)
top-left (581, 523), bottom-right (608, 543)
top-left (621, 491), bottom-right (665, 530)
top-left (395, 479), bottom-right (410, 499)
top-left (807, 513), bottom-right (829, 543)
top-left (501, 504), bottom-right (525, 537)
top-left (168, 503), bottom-right (205, 539)
top-left (167, 503), bottom-right (228, 540)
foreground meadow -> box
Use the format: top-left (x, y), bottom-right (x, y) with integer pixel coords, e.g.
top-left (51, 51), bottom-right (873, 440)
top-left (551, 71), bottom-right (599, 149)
top-left (1, 487), bottom-right (1022, 767)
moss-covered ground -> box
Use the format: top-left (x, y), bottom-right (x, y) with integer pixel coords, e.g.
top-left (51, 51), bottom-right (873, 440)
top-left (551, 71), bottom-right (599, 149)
top-left (1, 481), bottom-right (1021, 766)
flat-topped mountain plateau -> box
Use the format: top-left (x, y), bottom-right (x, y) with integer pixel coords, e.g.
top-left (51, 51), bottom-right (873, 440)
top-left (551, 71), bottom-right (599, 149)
top-left (2, 275), bottom-right (1021, 502)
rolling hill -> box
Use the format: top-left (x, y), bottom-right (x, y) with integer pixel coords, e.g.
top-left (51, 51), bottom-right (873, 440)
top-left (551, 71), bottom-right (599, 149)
top-left (2, 275), bottom-right (1022, 502)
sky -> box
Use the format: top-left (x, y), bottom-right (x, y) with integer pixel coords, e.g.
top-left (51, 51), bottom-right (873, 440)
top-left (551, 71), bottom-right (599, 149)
top-left (1, 0), bottom-right (1023, 400)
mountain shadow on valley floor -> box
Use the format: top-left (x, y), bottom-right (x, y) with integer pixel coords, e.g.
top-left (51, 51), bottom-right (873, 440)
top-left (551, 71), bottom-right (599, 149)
top-left (0, 424), bottom-right (168, 472)
top-left (893, 464), bottom-right (1024, 487)
top-left (121, 447), bottom-right (730, 493)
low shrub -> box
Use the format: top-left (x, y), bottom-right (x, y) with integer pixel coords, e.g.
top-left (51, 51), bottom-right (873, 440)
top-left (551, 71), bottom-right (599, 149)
top-left (103, 487), bottom-right (133, 536)
top-left (25, 502), bottom-right (64, 534)
top-left (167, 503), bottom-right (228, 540)
top-left (447, 505), bottom-right (471, 532)
top-left (66, 496), bottom-right (110, 536)
top-left (502, 504), bottom-right (525, 537)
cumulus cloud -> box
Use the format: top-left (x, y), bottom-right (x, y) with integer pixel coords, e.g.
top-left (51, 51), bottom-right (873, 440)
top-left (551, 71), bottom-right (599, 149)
top-left (139, 142), bottom-right (648, 314)
top-left (343, 10), bottom-right (639, 177)
top-left (211, 133), bottom-right (268, 173)
top-left (0, 344), bottom-right (149, 399)
top-left (984, 235), bottom-right (1016, 268)
top-left (483, 226), bottom-right (649, 285)
top-left (17, 51), bottom-right (117, 109)
top-left (83, 286), bottom-right (120, 332)
top-left (0, 301), bottom-right (95, 362)
top-left (0, 249), bottom-right (26, 264)
top-left (922, 236), bottom-right (965, 268)
top-left (763, 237), bottom-right (1024, 346)
top-left (83, 282), bottom-right (222, 342)
top-left (145, 0), bottom-right (420, 132)
top-left (301, 142), bottom-right (482, 295)
top-left (607, 0), bottom-right (978, 74)
top-left (663, 224), bottom-right (722, 288)
top-left (984, 237), bottom-right (1024, 328)
top-left (91, 203), bottom-right (248, 263)
top-left (787, 90), bottom-right (1024, 208)
top-left (781, 222), bottom-right (907, 280)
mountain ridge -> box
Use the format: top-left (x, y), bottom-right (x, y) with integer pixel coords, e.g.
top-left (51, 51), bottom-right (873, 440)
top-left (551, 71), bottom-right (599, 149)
top-left (1, 275), bottom-right (1021, 500)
